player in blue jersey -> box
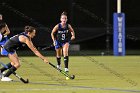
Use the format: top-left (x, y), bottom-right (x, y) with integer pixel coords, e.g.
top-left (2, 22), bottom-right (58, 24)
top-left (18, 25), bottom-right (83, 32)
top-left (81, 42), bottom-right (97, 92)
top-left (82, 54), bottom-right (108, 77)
top-left (0, 14), bottom-right (10, 55)
top-left (0, 25), bottom-right (49, 81)
top-left (51, 12), bottom-right (75, 72)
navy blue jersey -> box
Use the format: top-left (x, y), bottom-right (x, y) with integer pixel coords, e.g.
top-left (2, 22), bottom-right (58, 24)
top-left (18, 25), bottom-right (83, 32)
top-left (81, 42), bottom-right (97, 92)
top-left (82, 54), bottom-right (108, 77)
top-left (55, 23), bottom-right (69, 43)
top-left (3, 32), bottom-right (29, 52)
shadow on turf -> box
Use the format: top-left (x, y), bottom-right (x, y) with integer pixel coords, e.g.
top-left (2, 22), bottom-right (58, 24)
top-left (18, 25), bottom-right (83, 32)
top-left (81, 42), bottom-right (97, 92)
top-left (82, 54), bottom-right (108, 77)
top-left (20, 57), bottom-right (68, 86)
top-left (12, 80), bottom-right (140, 93)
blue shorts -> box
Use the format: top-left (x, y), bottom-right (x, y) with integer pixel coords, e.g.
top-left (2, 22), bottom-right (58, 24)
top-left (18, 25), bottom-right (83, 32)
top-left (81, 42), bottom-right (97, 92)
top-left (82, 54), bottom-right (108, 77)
top-left (1, 48), bottom-right (15, 56)
top-left (0, 37), bottom-right (10, 56)
top-left (55, 40), bottom-right (70, 49)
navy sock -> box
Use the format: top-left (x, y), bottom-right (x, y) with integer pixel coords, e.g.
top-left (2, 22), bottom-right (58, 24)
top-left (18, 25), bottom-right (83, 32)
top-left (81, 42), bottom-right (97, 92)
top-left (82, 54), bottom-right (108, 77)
top-left (64, 56), bottom-right (69, 68)
top-left (0, 63), bottom-right (12, 73)
top-left (57, 57), bottom-right (61, 65)
top-left (4, 66), bottom-right (17, 77)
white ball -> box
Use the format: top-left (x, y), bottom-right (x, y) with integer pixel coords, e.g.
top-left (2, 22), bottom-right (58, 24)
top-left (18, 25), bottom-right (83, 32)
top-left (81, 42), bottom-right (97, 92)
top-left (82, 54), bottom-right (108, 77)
top-left (66, 77), bottom-right (69, 80)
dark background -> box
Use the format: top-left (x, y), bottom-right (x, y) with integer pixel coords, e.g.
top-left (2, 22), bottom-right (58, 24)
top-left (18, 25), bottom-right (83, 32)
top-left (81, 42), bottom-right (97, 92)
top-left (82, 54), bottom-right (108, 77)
top-left (0, 0), bottom-right (140, 53)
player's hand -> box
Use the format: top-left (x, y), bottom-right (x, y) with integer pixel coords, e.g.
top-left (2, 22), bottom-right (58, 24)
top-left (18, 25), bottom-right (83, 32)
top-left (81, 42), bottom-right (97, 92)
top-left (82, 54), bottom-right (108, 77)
top-left (53, 42), bottom-right (56, 46)
top-left (71, 35), bottom-right (75, 40)
top-left (53, 40), bottom-right (56, 46)
top-left (43, 58), bottom-right (49, 64)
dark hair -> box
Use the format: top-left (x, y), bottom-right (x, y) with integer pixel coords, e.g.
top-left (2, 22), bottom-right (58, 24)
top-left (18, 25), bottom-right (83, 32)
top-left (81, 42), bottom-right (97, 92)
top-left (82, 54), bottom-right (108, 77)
top-left (0, 22), bottom-right (6, 30)
top-left (24, 26), bottom-right (36, 33)
top-left (61, 11), bottom-right (67, 16)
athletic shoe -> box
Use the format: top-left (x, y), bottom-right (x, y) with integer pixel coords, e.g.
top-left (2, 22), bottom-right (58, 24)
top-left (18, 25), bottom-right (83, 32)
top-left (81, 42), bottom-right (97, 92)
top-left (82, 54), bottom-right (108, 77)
top-left (64, 68), bottom-right (69, 73)
top-left (1, 77), bottom-right (13, 81)
top-left (57, 65), bottom-right (61, 69)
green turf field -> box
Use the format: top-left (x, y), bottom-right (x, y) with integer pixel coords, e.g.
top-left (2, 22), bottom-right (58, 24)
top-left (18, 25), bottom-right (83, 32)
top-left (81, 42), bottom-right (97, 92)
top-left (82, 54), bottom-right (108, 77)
top-left (0, 56), bottom-right (140, 93)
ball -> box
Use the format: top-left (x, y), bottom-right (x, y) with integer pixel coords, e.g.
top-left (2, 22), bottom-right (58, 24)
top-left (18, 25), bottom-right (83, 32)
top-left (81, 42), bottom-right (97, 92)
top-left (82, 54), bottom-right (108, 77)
top-left (66, 77), bottom-right (69, 80)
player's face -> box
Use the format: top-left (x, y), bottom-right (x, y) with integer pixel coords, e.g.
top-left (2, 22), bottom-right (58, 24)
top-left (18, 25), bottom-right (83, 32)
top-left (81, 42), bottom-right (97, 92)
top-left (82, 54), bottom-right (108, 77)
top-left (29, 30), bottom-right (36, 38)
top-left (60, 15), bottom-right (67, 24)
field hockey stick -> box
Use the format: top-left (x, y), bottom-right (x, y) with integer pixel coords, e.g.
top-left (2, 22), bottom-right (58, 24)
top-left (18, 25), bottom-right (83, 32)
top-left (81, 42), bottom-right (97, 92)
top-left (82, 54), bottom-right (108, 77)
top-left (41, 44), bottom-right (55, 51)
top-left (12, 71), bottom-right (29, 83)
top-left (41, 39), bottom-right (72, 51)
top-left (49, 62), bottom-right (75, 79)
top-left (0, 62), bottom-right (29, 83)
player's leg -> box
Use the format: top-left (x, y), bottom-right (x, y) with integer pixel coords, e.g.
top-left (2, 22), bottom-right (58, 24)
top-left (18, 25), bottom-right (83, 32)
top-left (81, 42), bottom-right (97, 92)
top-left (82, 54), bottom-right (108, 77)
top-left (0, 47), bottom-right (13, 78)
top-left (1, 52), bottom-right (20, 81)
top-left (54, 40), bottom-right (62, 69)
top-left (5, 52), bottom-right (20, 76)
top-left (0, 63), bottom-right (12, 73)
top-left (0, 48), bottom-right (13, 73)
top-left (56, 48), bottom-right (62, 69)
top-left (62, 42), bottom-right (69, 72)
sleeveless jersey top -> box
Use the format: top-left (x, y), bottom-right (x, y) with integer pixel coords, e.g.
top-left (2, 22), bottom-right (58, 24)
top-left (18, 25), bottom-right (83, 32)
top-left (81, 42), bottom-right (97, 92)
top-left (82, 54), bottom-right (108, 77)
top-left (3, 32), bottom-right (30, 50)
top-left (55, 23), bottom-right (69, 43)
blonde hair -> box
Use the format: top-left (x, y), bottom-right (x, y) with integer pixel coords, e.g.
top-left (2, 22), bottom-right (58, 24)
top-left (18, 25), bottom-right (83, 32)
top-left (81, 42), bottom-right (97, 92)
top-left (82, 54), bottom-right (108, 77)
top-left (61, 11), bottom-right (67, 16)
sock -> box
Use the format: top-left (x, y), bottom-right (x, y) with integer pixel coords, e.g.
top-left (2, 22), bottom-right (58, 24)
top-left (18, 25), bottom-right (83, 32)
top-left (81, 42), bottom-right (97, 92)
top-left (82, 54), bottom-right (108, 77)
top-left (4, 66), bottom-right (17, 77)
top-left (64, 56), bottom-right (69, 68)
top-left (0, 63), bottom-right (12, 73)
top-left (57, 57), bottom-right (61, 65)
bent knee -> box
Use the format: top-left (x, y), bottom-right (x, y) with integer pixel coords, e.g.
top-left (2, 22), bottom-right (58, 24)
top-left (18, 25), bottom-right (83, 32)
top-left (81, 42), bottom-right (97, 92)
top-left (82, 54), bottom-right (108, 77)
top-left (14, 63), bottom-right (21, 68)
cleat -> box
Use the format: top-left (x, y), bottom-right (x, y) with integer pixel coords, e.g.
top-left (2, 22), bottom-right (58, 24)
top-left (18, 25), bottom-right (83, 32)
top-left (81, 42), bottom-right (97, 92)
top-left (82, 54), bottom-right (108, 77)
top-left (1, 77), bottom-right (13, 81)
top-left (57, 65), bottom-right (61, 69)
top-left (64, 68), bottom-right (69, 73)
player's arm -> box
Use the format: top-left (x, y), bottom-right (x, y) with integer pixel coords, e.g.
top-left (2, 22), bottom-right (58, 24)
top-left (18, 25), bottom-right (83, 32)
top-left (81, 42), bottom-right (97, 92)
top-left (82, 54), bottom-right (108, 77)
top-left (19, 35), bottom-right (49, 63)
top-left (26, 39), bottom-right (49, 63)
top-left (68, 24), bottom-right (75, 40)
top-left (51, 25), bottom-right (58, 46)
top-left (3, 24), bottom-right (10, 36)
